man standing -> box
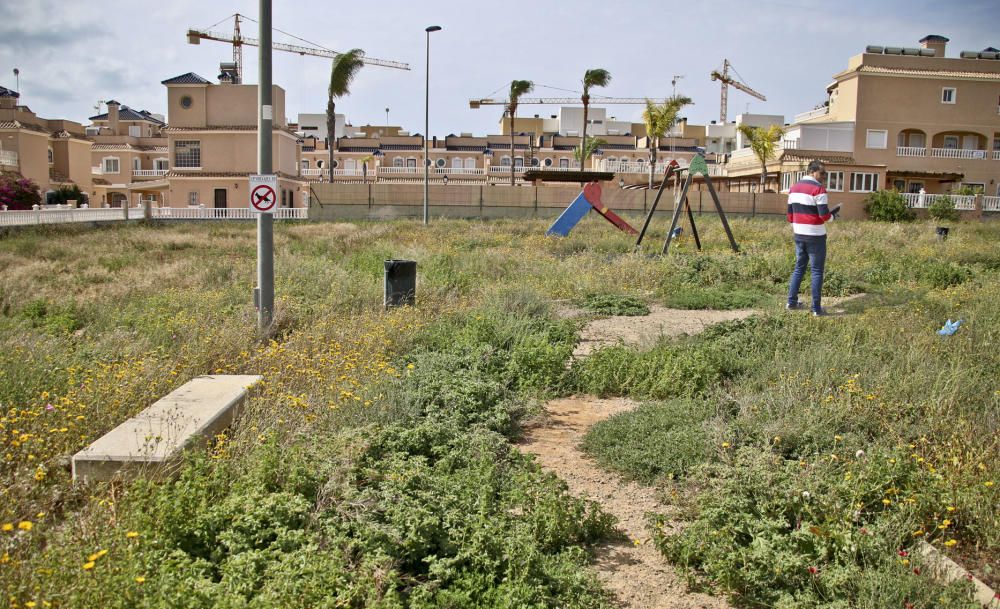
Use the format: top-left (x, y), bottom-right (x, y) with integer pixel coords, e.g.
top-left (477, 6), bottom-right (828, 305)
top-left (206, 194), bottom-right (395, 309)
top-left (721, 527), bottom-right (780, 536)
top-left (786, 160), bottom-right (833, 316)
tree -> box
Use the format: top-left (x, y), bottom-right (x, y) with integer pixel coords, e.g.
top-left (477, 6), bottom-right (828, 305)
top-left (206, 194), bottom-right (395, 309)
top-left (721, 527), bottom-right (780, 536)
top-left (0, 172), bottom-right (41, 210)
top-left (642, 96), bottom-right (692, 188)
top-left (737, 124), bottom-right (784, 193)
top-left (573, 136), bottom-right (607, 165)
top-left (327, 49), bottom-right (366, 182)
top-left (579, 68), bottom-right (611, 171)
top-left (506, 80), bottom-right (534, 186)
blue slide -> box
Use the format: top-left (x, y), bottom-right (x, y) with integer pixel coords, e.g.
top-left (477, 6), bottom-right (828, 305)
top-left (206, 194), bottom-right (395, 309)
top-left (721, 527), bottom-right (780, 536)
top-left (545, 192), bottom-right (591, 237)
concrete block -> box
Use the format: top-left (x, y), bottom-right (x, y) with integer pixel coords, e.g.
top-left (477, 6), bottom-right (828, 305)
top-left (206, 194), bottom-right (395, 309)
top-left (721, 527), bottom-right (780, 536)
top-left (72, 375), bottom-right (262, 482)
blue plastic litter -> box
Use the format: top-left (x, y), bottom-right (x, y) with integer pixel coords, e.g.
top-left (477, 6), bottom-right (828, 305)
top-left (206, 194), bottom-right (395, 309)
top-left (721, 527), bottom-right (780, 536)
top-left (937, 319), bottom-right (963, 336)
top-left (670, 226), bottom-right (683, 238)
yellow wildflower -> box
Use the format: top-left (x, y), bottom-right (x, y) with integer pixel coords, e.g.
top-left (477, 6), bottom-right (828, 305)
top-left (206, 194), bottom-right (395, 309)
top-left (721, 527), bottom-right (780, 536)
top-left (17, 521), bottom-right (32, 531)
top-left (82, 561), bottom-right (95, 570)
top-left (134, 576), bottom-right (146, 584)
top-left (126, 531), bottom-right (140, 538)
top-left (943, 539), bottom-right (958, 547)
top-left (1, 523), bottom-right (12, 532)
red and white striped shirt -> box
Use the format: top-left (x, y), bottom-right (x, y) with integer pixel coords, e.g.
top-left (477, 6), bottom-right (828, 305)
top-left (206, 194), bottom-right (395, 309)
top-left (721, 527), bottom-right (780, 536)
top-left (787, 177), bottom-right (831, 238)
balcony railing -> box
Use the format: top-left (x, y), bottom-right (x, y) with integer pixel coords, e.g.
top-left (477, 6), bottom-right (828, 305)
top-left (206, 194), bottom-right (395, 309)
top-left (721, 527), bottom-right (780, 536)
top-left (780, 139), bottom-right (800, 149)
top-left (930, 148), bottom-right (988, 160)
top-left (0, 205), bottom-right (308, 227)
top-left (0, 150), bottom-right (18, 167)
top-left (994, 151), bottom-right (1000, 161)
top-left (983, 195), bottom-right (1000, 212)
top-left (488, 165), bottom-right (528, 173)
top-left (152, 207), bottom-right (308, 220)
top-left (897, 146), bottom-right (927, 157)
top-left (378, 166), bottom-right (422, 174)
top-left (902, 192), bottom-right (977, 210)
top-left (133, 169), bottom-right (168, 177)
top-left (434, 167), bottom-right (485, 175)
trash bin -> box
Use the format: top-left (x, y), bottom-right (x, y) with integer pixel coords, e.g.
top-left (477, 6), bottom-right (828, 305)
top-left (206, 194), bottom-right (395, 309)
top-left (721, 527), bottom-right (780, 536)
top-left (384, 259), bottom-right (416, 309)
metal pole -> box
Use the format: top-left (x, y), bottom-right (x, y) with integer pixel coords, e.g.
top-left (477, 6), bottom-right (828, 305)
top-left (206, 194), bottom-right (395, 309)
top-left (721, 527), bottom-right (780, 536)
top-left (257, 0), bottom-right (274, 332)
top-left (423, 25), bottom-right (441, 225)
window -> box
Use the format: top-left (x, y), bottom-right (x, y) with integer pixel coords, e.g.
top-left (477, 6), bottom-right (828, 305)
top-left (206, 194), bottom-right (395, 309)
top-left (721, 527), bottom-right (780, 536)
top-left (464, 158), bottom-right (476, 169)
top-left (943, 135), bottom-right (959, 149)
top-left (906, 181), bottom-right (924, 194)
top-left (405, 157), bottom-right (416, 168)
top-left (301, 159), bottom-right (309, 170)
top-left (962, 183), bottom-right (985, 194)
top-left (102, 157), bottom-right (120, 174)
top-left (128, 125), bottom-right (141, 137)
top-left (393, 157), bottom-right (403, 167)
top-left (500, 156), bottom-right (511, 167)
top-left (452, 157), bottom-right (463, 169)
top-left (892, 179), bottom-right (906, 191)
top-left (993, 137), bottom-right (1000, 151)
top-left (180, 95), bottom-right (193, 109)
top-left (513, 157), bottom-right (524, 167)
top-left (850, 172), bottom-right (879, 192)
top-left (435, 158), bottom-right (446, 168)
top-left (47, 148), bottom-right (53, 164)
top-left (941, 88), bottom-right (956, 104)
top-left (866, 129), bottom-right (888, 149)
top-left (188, 191), bottom-right (198, 206)
top-left (530, 157), bottom-right (539, 167)
top-left (543, 158), bottom-right (553, 167)
top-left (909, 133), bottom-right (925, 148)
top-left (559, 158), bottom-right (569, 169)
top-left (133, 158), bottom-right (141, 171)
top-left (174, 140), bottom-right (201, 168)
top-left (154, 158), bottom-right (169, 171)
top-left (827, 171), bottom-right (844, 192)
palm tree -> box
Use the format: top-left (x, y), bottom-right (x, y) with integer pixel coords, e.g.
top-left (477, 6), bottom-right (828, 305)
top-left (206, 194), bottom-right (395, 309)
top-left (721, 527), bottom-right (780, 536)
top-left (327, 49), bottom-right (365, 182)
top-left (642, 96), bottom-right (693, 188)
top-left (737, 124), bottom-right (785, 193)
top-left (579, 68), bottom-right (611, 171)
top-left (573, 136), bottom-right (607, 166)
top-left (506, 80), bottom-right (534, 186)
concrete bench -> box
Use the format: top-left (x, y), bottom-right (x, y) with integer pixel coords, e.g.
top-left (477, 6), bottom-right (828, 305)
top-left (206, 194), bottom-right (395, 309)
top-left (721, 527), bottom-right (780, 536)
top-left (72, 375), bottom-right (262, 482)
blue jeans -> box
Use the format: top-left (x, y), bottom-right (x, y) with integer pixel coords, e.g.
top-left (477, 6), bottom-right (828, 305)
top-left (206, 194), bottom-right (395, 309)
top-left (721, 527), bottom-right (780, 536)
top-left (788, 237), bottom-right (826, 311)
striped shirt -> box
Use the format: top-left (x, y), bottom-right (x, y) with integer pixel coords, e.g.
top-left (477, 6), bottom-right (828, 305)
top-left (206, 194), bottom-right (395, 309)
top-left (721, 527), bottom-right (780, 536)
top-left (787, 176), bottom-right (831, 239)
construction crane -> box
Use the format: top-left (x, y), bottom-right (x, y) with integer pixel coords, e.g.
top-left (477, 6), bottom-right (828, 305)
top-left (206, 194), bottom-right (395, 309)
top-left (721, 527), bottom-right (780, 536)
top-left (469, 97), bottom-right (676, 109)
top-left (709, 59), bottom-right (765, 123)
top-left (187, 14), bottom-right (409, 84)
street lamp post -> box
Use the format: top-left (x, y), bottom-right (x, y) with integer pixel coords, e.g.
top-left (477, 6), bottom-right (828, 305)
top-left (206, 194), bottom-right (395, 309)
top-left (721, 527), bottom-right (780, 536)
top-left (423, 25), bottom-right (441, 225)
top-left (385, 107), bottom-right (390, 130)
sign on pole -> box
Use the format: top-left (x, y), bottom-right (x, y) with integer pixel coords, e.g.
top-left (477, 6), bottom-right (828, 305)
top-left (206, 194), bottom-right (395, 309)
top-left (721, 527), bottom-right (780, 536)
top-left (249, 174), bottom-right (278, 213)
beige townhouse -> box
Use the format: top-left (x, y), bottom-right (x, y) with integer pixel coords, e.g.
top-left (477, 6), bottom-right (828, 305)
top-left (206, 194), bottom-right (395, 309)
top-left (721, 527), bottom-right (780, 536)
top-left (1, 86), bottom-right (92, 199)
top-left (88, 101), bottom-right (169, 207)
top-left (161, 72), bottom-right (306, 209)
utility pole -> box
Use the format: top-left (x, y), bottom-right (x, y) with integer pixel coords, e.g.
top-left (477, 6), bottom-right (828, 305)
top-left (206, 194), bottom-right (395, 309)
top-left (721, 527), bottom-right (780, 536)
top-left (423, 25), bottom-right (441, 225)
top-left (257, 0), bottom-right (274, 332)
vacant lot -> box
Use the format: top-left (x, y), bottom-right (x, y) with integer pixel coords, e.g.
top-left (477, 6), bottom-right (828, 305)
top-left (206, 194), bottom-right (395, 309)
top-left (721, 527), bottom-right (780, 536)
top-left (0, 217), bottom-right (996, 608)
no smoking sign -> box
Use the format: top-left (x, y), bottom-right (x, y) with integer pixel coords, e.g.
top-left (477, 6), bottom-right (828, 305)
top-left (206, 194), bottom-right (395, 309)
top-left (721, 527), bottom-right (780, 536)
top-left (249, 174), bottom-right (278, 213)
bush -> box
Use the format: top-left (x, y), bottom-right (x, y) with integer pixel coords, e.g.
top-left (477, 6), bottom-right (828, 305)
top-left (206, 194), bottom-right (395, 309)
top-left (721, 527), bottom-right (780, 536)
top-left (51, 185), bottom-right (88, 206)
top-left (928, 196), bottom-right (960, 223)
top-left (581, 294), bottom-right (649, 316)
top-left (864, 190), bottom-right (915, 222)
top-left (0, 172), bottom-right (41, 210)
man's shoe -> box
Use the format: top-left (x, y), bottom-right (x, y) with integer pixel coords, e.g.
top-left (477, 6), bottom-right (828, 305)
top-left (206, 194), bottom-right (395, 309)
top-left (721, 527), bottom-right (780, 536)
top-left (812, 308), bottom-right (828, 317)
top-left (786, 302), bottom-right (804, 310)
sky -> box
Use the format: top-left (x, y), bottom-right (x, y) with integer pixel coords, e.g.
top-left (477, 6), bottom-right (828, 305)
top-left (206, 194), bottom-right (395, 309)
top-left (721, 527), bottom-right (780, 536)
top-left (1, 0), bottom-right (997, 135)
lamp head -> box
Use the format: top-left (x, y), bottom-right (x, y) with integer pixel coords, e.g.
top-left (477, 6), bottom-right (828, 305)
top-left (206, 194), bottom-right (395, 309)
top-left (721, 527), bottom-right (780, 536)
top-left (425, 25), bottom-right (442, 33)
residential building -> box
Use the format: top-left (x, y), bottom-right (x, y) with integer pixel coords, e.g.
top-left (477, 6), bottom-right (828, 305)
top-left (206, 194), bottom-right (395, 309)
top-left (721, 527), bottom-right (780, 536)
top-left (88, 101), bottom-right (169, 207)
top-left (0, 86), bottom-right (93, 198)
top-left (160, 72), bottom-right (306, 208)
top-left (722, 35), bottom-right (1000, 211)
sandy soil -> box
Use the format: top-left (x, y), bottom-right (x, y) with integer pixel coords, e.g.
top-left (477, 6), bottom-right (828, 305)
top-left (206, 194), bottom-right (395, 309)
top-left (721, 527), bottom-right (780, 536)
top-left (520, 397), bottom-right (729, 609)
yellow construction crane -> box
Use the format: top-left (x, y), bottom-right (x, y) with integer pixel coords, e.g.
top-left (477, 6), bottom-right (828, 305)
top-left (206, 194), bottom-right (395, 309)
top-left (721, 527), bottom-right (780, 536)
top-left (710, 59), bottom-right (765, 123)
top-left (187, 14), bottom-right (410, 84)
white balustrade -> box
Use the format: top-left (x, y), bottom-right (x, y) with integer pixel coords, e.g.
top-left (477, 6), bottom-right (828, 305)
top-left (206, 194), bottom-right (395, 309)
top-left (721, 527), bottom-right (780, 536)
top-left (930, 148), bottom-right (988, 160)
top-left (0, 150), bottom-right (18, 166)
top-left (994, 151), bottom-right (1000, 161)
top-left (378, 166), bottom-right (422, 174)
top-left (793, 107), bottom-right (830, 123)
top-left (132, 169), bottom-right (168, 177)
top-left (780, 139), bottom-right (800, 150)
top-left (0, 205), bottom-right (308, 227)
top-left (434, 167), bottom-right (485, 175)
top-left (488, 165), bottom-right (528, 173)
top-left (897, 146), bottom-right (927, 157)
top-left (91, 166), bottom-right (104, 175)
top-left (903, 192), bottom-right (977, 210)
top-left (982, 195), bottom-right (1000, 212)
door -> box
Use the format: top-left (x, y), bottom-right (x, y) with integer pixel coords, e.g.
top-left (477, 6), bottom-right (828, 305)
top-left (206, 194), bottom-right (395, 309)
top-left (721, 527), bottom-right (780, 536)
top-left (962, 135), bottom-right (979, 150)
top-left (214, 188), bottom-right (227, 209)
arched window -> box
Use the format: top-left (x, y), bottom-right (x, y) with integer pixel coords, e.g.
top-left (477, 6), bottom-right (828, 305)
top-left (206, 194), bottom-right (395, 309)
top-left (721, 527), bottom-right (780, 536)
top-left (317, 159), bottom-right (325, 169)
top-left (452, 157), bottom-right (463, 169)
top-left (464, 158), bottom-right (476, 169)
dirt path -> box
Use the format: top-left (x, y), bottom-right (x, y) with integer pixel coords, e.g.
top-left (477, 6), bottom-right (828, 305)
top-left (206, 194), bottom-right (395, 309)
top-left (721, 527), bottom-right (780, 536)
top-left (521, 397), bottom-right (728, 609)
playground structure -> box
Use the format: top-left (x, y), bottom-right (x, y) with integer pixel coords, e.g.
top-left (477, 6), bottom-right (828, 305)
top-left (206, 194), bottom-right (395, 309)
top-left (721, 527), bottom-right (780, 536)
top-left (546, 182), bottom-right (638, 237)
top-left (634, 154), bottom-right (739, 255)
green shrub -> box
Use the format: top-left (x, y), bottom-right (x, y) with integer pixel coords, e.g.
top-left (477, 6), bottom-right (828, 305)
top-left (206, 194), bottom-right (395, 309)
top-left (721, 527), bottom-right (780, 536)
top-left (928, 196), bottom-right (960, 223)
top-left (18, 298), bottom-right (81, 334)
top-left (661, 286), bottom-right (763, 309)
top-left (581, 293), bottom-right (650, 316)
top-left (864, 190), bottom-right (915, 222)
top-left (581, 399), bottom-right (714, 483)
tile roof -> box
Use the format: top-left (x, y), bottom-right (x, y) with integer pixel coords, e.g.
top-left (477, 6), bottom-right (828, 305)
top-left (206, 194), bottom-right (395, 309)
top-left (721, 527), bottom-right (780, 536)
top-left (858, 65), bottom-right (1000, 80)
top-left (88, 106), bottom-right (166, 125)
top-left (160, 72), bottom-right (211, 85)
top-left (163, 125), bottom-right (300, 136)
top-left (52, 129), bottom-right (90, 140)
top-left (0, 86), bottom-right (19, 98)
top-left (0, 120), bottom-right (50, 134)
